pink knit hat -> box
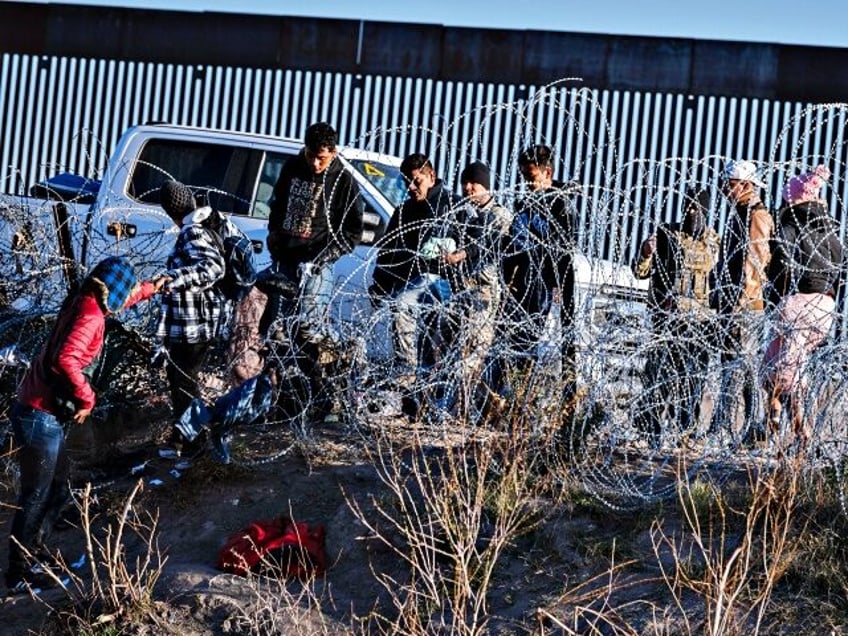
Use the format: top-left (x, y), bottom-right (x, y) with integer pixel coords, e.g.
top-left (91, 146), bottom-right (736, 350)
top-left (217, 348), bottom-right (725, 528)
top-left (782, 165), bottom-right (830, 205)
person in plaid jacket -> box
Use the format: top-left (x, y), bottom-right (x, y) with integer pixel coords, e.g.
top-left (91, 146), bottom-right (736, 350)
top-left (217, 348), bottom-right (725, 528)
top-left (156, 180), bottom-right (227, 455)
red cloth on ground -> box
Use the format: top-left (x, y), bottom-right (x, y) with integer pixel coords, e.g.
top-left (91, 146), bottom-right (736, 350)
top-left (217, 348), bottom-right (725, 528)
top-left (216, 516), bottom-right (326, 578)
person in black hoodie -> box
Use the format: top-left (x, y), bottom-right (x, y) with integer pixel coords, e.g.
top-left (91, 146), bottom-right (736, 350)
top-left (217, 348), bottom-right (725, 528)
top-left (763, 165), bottom-right (843, 446)
top-left (258, 122), bottom-right (363, 423)
top-left (259, 122), bottom-right (363, 346)
top-left (369, 153), bottom-right (460, 383)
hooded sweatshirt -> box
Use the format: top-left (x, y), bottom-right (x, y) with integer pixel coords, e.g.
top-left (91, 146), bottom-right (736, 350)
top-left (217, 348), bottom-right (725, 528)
top-left (371, 179), bottom-right (460, 294)
top-left (267, 151), bottom-right (364, 266)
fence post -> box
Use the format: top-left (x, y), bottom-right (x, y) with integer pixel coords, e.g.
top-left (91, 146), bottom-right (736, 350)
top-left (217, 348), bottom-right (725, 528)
top-left (51, 201), bottom-right (80, 294)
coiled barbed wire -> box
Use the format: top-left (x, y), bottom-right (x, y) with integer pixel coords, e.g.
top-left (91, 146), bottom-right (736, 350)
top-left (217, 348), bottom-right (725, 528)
top-left (2, 103), bottom-right (848, 511)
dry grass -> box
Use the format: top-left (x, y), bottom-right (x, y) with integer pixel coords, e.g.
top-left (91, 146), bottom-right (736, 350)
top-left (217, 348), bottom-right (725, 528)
top-left (14, 480), bottom-right (169, 634)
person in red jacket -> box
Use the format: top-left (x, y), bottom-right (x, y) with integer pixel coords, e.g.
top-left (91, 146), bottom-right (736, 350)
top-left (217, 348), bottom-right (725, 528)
top-left (5, 256), bottom-right (167, 594)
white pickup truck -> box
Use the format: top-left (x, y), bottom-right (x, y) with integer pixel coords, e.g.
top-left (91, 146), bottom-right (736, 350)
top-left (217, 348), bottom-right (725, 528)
top-left (2, 124), bottom-right (406, 326)
top-left (0, 123), bottom-right (647, 377)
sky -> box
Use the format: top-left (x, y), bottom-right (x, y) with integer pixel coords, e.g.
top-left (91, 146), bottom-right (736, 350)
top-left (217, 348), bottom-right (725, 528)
top-left (13, 0), bottom-right (848, 49)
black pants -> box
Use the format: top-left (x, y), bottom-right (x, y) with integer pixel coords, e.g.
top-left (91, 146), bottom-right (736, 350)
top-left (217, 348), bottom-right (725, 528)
top-left (636, 317), bottom-right (715, 442)
top-left (165, 340), bottom-right (213, 423)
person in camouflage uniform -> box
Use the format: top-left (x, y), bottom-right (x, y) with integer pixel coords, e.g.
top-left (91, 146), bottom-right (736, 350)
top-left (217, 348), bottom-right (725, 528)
top-left (419, 161), bottom-right (513, 413)
top-left (632, 187), bottom-right (719, 447)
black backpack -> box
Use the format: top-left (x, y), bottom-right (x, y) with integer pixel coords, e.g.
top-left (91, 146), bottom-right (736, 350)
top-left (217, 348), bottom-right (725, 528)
top-left (202, 208), bottom-right (258, 303)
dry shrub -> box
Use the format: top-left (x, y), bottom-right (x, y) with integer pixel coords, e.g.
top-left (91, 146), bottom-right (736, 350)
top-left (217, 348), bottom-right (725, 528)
top-left (346, 417), bottom-right (543, 636)
top-left (651, 461), bottom-right (804, 635)
top-left (16, 480), bottom-right (169, 633)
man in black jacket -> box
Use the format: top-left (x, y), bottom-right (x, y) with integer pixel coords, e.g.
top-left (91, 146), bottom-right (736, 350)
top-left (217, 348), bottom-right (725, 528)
top-left (369, 153), bottom-right (460, 382)
top-left (258, 122), bottom-right (363, 422)
top-left (259, 122), bottom-right (363, 346)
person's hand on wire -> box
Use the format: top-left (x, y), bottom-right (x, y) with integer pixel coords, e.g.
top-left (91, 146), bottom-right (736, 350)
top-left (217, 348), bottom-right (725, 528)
top-left (442, 249), bottom-right (467, 266)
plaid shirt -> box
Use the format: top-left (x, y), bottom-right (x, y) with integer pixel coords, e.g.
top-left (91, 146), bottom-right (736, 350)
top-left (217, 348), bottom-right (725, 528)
top-left (157, 221), bottom-right (226, 344)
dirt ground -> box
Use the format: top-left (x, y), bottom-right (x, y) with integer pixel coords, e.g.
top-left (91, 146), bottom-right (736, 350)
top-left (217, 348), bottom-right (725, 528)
top-left (0, 389), bottom-right (843, 635)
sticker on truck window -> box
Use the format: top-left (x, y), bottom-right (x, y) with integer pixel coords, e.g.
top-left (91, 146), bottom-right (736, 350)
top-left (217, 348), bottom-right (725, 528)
top-left (362, 163), bottom-right (385, 177)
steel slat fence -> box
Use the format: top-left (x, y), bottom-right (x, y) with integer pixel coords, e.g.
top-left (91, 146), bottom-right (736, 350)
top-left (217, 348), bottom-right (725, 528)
top-left (2, 53), bottom-right (848, 263)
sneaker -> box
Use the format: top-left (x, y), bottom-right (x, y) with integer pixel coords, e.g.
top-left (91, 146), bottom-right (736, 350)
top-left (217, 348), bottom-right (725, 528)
top-left (159, 428), bottom-right (206, 459)
top-left (159, 427), bottom-right (185, 458)
top-left (6, 565), bottom-right (62, 596)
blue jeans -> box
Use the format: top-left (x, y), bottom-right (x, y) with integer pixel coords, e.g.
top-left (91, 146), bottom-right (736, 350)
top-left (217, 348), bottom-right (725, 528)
top-left (7, 402), bottom-right (70, 581)
top-left (260, 261), bottom-right (336, 345)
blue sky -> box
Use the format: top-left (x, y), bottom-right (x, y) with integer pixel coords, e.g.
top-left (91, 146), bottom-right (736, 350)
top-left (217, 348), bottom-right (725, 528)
top-left (15, 0), bottom-right (848, 48)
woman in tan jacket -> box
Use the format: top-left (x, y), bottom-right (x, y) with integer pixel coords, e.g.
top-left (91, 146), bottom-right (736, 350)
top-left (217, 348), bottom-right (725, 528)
top-left (707, 159), bottom-right (774, 445)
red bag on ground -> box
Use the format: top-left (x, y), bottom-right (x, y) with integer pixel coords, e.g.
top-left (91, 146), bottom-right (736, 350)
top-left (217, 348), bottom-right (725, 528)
top-left (216, 516), bottom-right (326, 578)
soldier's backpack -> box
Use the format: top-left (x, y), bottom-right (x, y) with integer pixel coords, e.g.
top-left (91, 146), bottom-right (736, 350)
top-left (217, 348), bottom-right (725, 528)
top-left (669, 227), bottom-right (720, 315)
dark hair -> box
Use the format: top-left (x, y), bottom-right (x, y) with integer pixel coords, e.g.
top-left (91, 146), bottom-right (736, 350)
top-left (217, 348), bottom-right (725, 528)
top-left (400, 153), bottom-right (434, 178)
top-left (304, 122), bottom-right (337, 153)
top-left (518, 144), bottom-right (554, 169)
top-left (683, 187), bottom-right (710, 215)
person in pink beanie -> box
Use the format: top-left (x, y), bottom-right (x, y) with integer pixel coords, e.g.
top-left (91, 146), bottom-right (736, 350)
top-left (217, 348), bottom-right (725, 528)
top-left (764, 165), bottom-right (843, 450)
top-left (781, 165), bottom-right (832, 206)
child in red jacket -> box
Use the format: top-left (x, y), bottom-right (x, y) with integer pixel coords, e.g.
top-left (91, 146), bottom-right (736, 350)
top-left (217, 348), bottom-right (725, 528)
top-left (5, 256), bottom-right (167, 594)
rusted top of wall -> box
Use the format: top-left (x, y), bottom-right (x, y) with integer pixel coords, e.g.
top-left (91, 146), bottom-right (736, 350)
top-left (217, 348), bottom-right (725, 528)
top-left (2, 1), bottom-right (846, 101)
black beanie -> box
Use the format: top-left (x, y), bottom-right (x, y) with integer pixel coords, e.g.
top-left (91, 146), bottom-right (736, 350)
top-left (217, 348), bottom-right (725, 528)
top-left (160, 180), bottom-right (197, 219)
top-left (460, 161), bottom-right (491, 190)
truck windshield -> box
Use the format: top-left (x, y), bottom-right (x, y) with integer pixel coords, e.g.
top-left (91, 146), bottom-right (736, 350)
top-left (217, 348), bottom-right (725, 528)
top-left (346, 159), bottom-right (406, 209)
